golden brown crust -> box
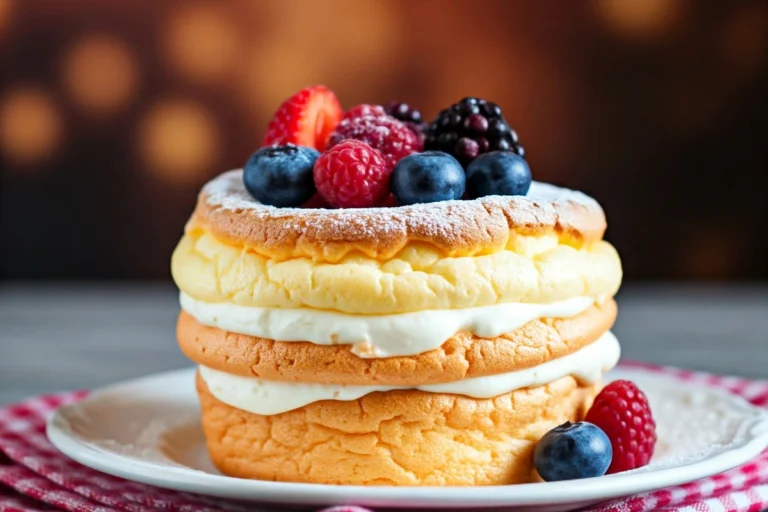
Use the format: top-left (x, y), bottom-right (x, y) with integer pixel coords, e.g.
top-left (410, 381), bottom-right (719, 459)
top-left (178, 300), bottom-right (616, 385)
top-left (193, 170), bottom-right (607, 261)
top-left (196, 374), bottom-right (598, 485)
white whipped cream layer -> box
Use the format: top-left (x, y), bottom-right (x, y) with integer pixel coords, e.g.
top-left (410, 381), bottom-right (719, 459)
top-left (180, 292), bottom-right (598, 358)
top-left (198, 331), bottom-right (620, 415)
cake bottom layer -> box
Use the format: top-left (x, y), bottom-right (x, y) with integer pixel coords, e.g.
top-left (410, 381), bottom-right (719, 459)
top-left (196, 374), bottom-right (599, 486)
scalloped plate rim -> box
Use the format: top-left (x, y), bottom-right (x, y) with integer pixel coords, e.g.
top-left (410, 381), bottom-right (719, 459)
top-left (47, 367), bottom-right (768, 510)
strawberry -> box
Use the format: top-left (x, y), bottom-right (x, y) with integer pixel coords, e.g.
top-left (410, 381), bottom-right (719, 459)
top-left (262, 85), bottom-right (342, 151)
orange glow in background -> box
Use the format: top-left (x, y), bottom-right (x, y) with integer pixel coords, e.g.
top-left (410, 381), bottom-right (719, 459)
top-left (62, 34), bottom-right (139, 116)
top-left (164, 4), bottom-right (241, 84)
top-left (0, 0), bottom-right (12, 36)
top-left (1, 0), bottom-right (766, 280)
top-left (139, 100), bottom-right (218, 183)
top-left (593, 0), bottom-right (686, 41)
top-left (0, 87), bottom-right (63, 165)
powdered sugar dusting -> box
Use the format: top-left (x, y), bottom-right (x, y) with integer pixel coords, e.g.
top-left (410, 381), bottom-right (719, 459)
top-left (202, 169), bottom-right (602, 228)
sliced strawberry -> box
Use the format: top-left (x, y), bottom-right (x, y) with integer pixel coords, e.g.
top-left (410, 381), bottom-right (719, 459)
top-left (262, 85), bottom-right (342, 151)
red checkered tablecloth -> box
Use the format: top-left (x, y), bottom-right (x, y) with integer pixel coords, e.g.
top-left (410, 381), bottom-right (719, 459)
top-left (1, 363), bottom-right (767, 512)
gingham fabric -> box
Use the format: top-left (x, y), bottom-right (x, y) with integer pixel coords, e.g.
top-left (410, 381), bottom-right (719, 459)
top-left (0, 363), bottom-right (766, 512)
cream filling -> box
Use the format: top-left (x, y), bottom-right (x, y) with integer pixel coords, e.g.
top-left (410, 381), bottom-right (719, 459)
top-left (198, 331), bottom-right (620, 415)
top-left (180, 292), bottom-right (599, 358)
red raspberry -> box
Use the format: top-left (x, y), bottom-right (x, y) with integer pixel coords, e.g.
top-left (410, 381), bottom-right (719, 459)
top-left (301, 193), bottom-right (331, 209)
top-left (326, 115), bottom-right (423, 170)
top-left (380, 194), bottom-right (399, 207)
top-left (585, 380), bottom-right (657, 474)
top-left (342, 104), bottom-right (386, 122)
top-left (313, 140), bottom-right (391, 208)
top-left (262, 85), bottom-right (342, 151)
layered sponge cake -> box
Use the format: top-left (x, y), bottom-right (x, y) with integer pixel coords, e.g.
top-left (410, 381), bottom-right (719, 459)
top-left (170, 87), bottom-right (624, 486)
top-left (172, 173), bottom-right (622, 485)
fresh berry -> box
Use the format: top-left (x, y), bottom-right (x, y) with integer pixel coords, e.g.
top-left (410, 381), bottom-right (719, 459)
top-left (243, 144), bottom-right (319, 207)
top-left (456, 137), bottom-right (479, 160)
top-left (302, 193), bottom-right (331, 209)
top-left (380, 194), bottom-right (399, 207)
top-left (390, 151), bottom-right (465, 205)
top-left (262, 85), bottom-right (342, 151)
top-left (424, 96), bottom-right (524, 166)
top-left (585, 380), bottom-right (657, 474)
top-left (326, 115), bottom-right (422, 170)
top-left (385, 101), bottom-right (427, 138)
top-left (465, 151), bottom-right (532, 198)
top-left (342, 104), bottom-right (387, 122)
top-left (313, 140), bottom-right (391, 208)
top-left (534, 421), bottom-right (613, 481)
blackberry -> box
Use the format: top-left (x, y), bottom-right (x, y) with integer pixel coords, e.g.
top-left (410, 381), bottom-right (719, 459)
top-left (385, 101), bottom-right (427, 139)
top-left (424, 97), bottom-right (525, 166)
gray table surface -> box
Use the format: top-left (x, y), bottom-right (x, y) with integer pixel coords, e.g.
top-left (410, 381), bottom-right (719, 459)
top-left (0, 282), bottom-right (766, 406)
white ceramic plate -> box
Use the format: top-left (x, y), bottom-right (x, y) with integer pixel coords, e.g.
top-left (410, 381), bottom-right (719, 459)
top-left (47, 367), bottom-right (768, 511)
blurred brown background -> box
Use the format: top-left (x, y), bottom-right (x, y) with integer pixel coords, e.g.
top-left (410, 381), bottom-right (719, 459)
top-left (1, 0), bottom-right (766, 281)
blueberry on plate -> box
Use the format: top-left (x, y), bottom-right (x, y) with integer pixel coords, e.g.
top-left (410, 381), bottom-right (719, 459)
top-left (534, 421), bottom-right (613, 481)
top-left (243, 144), bottom-right (319, 207)
top-left (465, 150), bottom-right (531, 199)
top-left (390, 151), bottom-right (465, 205)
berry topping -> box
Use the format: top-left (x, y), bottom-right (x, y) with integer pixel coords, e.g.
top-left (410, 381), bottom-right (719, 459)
top-left (465, 151), bottom-right (532, 198)
top-left (313, 139), bottom-right (391, 208)
top-left (384, 101), bottom-right (427, 138)
top-left (464, 113), bottom-right (488, 132)
top-left (456, 137), bottom-right (480, 160)
top-left (385, 101), bottom-right (423, 124)
top-left (302, 193), bottom-right (331, 209)
top-left (327, 115), bottom-right (422, 170)
top-left (342, 104), bottom-right (387, 122)
top-left (262, 85), bottom-right (342, 151)
top-left (243, 144), bottom-right (319, 207)
top-left (585, 380), bottom-right (657, 474)
top-left (424, 96), bottom-right (524, 165)
top-left (390, 151), bottom-right (466, 205)
top-left (534, 421), bottom-right (613, 482)
top-left (380, 194), bottom-right (399, 207)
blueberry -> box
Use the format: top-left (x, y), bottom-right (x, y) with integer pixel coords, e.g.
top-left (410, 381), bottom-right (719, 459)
top-left (534, 421), bottom-right (613, 481)
top-left (465, 151), bottom-right (531, 198)
top-left (243, 144), bottom-right (319, 207)
top-left (390, 151), bottom-right (465, 205)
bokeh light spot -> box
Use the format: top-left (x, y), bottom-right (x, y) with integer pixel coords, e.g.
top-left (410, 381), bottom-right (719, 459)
top-left (0, 87), bottom-right (63, 165)
top-left (594, 0), bottom-right (685, 41)
top-left (138, 100), bottom-right (218, 184)
top-left (165, 3), bottom-right (240, 83)
top-left (62, 34), bottom-right (139, 116)
top-left (241, 0), bottom-right (398, 117)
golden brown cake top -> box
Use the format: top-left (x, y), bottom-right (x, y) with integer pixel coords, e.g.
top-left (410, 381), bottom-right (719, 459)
top-left (191, 170), bottom-right (607, 261)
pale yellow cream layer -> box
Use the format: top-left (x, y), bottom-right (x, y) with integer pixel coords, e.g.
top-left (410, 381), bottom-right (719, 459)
top-left (171, 227), bottom-right (622, 315)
